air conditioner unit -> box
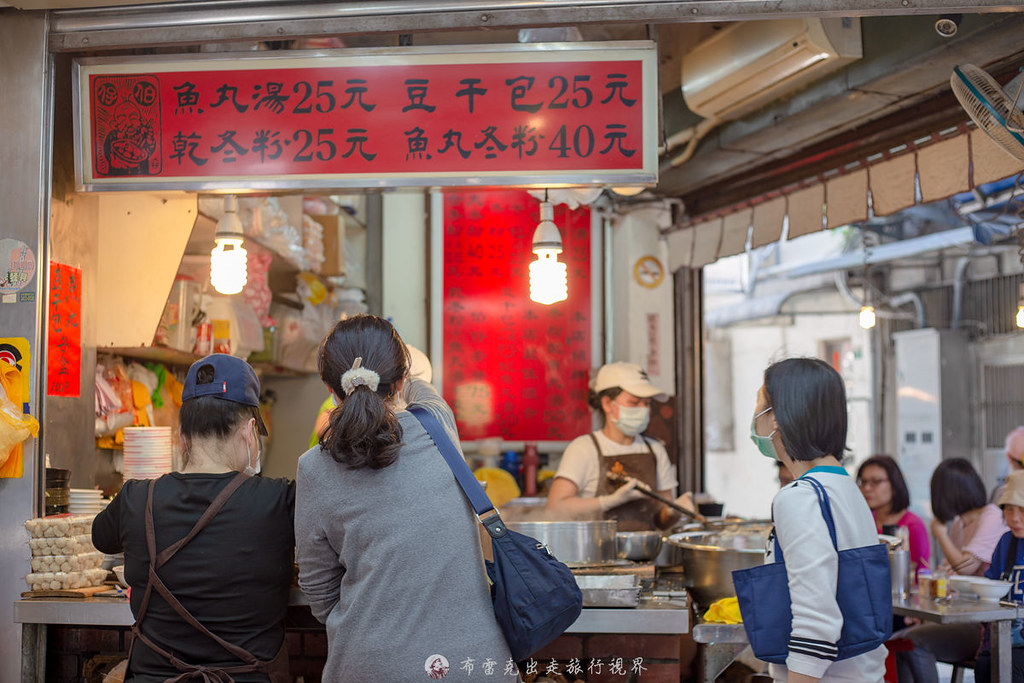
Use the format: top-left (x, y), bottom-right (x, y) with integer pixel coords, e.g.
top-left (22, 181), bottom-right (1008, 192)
top-left (682, 18), bottom-right (862, 121)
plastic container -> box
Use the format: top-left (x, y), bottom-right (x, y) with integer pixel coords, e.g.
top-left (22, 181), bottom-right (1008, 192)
top-left (30, 551), bottom-right (104, 573)
top-left (29, 534), bottom-right (95, 557)
top-left (501, 451), bottom-right (522, 489)
top-left (25, 568), bottom-right (107, 591)
top-left (889, 548), bottom-right (909, 600)
top-left (523, 444), bottom-right (539, 497)
top-left (25, 514), bottom-right (95, 539)
top-left (917, 567), bottom-right (932, 597)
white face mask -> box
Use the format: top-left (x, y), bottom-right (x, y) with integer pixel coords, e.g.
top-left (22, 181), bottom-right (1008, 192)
top-left (613, 404), bottom-right (650, 437)
top-left (244, 425), bottom-right (262, 476)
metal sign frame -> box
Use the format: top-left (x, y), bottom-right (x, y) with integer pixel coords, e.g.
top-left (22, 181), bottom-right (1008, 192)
top-left (73, 42), bottom-right (658, 192)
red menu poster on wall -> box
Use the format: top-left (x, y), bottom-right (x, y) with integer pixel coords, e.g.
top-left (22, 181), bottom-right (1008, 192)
top-left (442, 189), bottom-right (592, 441)
top-left (47, 263), bottom-right (82, 398)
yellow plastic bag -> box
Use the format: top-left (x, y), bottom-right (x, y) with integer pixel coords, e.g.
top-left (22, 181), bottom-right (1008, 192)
top-left (703, 596), bottom-right (743, 624)
top-left (0, 361), bottom-right (38, 478)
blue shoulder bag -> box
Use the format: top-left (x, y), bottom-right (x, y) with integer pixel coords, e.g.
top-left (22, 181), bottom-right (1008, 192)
top-left (408, 406), bottom-right (583, 662)
top-left (731, 476), bottom-right (892, 665)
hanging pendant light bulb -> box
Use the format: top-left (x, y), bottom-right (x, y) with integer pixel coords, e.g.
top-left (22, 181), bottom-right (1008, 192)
top-left (529, 199), bottom-right (568, 305)
top-left (210, 195), bottom-right (248, 295)
top-left (859, 305), bottom-right (876, 329)
top-left (1017, 284), bottom-right (1024, 329)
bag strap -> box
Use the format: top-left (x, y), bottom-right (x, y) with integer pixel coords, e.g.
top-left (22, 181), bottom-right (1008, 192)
top-left (771, 475), bottom-right (839, 565)
top-left (407, 405), bottom-right (508, 539)
top-left (802, 476), bottom-right (840, 550)
top-left (1003, 535), bottom-right (1019, 581)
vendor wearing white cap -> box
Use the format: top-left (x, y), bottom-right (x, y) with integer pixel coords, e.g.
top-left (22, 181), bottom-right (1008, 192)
top-left (546, 361), bottom-right (692, 531)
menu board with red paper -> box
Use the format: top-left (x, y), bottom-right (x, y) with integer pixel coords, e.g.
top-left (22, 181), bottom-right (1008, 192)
top-left (47, 263), bottom-right (82, 398)
top-left (443, 189), bottom-right (591, 441)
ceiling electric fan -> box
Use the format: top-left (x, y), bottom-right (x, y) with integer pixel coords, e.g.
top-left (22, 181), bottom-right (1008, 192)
top-left (951, 64), bottom-right (1024, 161)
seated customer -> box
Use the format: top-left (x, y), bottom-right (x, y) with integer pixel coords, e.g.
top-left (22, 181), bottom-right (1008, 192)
top-left (93, 354), bottom-right (294, 682)
top-left (857, 454), bottom-right (930, 576)
top-left (895, 458), bottom-right (1007, 682)
top-left (976, 469), bottom-right (1024, 680)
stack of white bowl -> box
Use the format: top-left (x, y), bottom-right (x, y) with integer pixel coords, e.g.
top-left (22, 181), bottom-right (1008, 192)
top-left (123, 426), bottom-right (173, 480)
top-left (68, 489), bottom-right (107, 515)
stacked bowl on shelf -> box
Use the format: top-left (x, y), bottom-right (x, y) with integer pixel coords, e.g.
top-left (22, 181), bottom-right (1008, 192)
top-left (69, 489), bottom-right (107, 515)
top-left (122, 426), bottom-right (173, 480)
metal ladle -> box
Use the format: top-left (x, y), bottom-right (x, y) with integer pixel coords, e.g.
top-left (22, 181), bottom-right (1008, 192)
top-left (607, 472), bottom-right (708, 524)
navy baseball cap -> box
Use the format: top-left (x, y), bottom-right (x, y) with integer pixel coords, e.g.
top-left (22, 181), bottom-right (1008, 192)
top-left (182, 354), bottom-right (261, 407)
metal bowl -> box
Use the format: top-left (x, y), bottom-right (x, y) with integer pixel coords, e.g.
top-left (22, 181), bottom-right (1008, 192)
top-left (508, 520), bottom-right (618, 564)
top-left (667, 523), bottom-right (772, 607)
top-left (616, 531), bottom-right (663, 561)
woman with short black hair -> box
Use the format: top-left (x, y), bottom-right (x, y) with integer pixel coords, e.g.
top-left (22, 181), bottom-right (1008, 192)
top-left (894, 457), bottom-right (1007, 682)
top-left (856, 454), bottom-right (930, 576)
top-left (93, 355), bottom-right (294, 682)
top-left (750, 358), bottom-right (887, 682)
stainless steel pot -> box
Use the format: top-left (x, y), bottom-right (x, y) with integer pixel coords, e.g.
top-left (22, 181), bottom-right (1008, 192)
top-left (666, 522), bottom-right (773, 607)
top-left (616, 531), bottom-right (663, 561)
top-left (508, 520), bottom-right (618, 564)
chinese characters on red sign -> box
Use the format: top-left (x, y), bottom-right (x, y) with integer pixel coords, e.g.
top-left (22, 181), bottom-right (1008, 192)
top-left (47, 263), bottom-right (82, 398)
top-left (442, 190), bottom-right (591, 441)
top-left (77, 45), bottom-right (655, 189)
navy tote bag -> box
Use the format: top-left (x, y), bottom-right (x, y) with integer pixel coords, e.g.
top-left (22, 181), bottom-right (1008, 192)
top-left (732, 476), bottom-right (892, 665)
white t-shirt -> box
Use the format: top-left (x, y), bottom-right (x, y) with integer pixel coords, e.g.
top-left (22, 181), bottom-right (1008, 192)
top-left (767, 469), bottom-right (887, 682)
top-left (554, 430), bottom-right (677, 498)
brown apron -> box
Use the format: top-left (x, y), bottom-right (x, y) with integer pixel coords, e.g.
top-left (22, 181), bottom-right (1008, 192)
top-left (592, 433), bottom-right (663, 531)
top-left (127, 472), bottom-right (290, 683)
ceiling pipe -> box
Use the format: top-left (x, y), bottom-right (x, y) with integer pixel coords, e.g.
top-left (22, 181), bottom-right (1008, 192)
top-left (665, 117), bottom-right (721, 169)
top-left (951, 255), bottom-right (971, 329)
top-left (833, 269), bottom-right (925, 327)
top-left (950, 247), bottom-right (1012, 328)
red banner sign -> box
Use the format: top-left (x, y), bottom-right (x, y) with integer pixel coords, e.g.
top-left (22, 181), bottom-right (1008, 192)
top-left (47, 263), bottom-right (82, 398)
top-left (442, 189), bottom-right (592, 442)
top-left (74, 43), bottom-right (657, 191)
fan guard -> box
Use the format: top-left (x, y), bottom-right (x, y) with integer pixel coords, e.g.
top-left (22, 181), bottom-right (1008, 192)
top-left (951, 64), bottom-right (1024, 161)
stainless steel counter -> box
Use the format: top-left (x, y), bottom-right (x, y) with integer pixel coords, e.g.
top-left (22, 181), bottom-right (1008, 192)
top-left (15, 592), bottom-right (690, 635)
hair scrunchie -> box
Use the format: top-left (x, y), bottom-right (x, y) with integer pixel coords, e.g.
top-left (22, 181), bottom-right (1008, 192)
top-left (340, 356), bottom-right (380, 396)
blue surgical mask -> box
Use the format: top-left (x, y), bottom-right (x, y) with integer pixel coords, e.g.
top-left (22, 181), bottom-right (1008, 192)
top-left (750, 407), bottom-right (778, 460)
top-left (614, 404), bottom-right (650, 437)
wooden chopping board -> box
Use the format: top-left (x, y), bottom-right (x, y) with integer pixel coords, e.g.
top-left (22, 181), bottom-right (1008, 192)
top-left (22, 585), bottom-right (113, 599)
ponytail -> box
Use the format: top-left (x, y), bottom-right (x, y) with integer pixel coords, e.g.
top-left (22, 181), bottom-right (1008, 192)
top-left (322, 385), bottom-right (402, 469)
top-left (319, 315), bottom-right (409, 469)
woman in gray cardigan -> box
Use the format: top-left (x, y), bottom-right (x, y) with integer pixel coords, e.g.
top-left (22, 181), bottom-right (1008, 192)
top-left (295, 315), bottom-right (517, 681)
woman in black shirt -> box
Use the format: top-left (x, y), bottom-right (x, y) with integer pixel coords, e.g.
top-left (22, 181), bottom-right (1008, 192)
top-left (93, 354), bottom-right (294, 682)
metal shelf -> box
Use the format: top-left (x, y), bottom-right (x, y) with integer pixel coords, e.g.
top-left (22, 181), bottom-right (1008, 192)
top-left (99, 345), bottom-right (201, 367)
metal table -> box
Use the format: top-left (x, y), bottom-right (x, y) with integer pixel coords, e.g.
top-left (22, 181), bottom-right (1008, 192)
top-left (14, 593), bottom-right (690, 635)
top-left (691, 622), bottom-right (752, 683)
top-left (893, 594), bottom-right (1019, 683)
top-left (689, 595), bottom-right (1020, 683)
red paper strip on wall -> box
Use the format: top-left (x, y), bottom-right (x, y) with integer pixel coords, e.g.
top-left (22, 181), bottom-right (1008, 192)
top-left (442, 189), bottom-right (591, 442)
top-left (47, 263), bottom-right (82, 398)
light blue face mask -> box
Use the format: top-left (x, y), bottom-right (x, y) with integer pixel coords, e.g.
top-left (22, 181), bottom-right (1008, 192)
top-left (750, 407), bottom-right (778, 460)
